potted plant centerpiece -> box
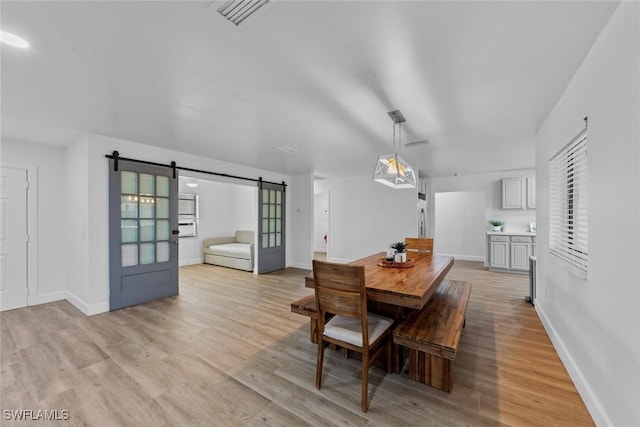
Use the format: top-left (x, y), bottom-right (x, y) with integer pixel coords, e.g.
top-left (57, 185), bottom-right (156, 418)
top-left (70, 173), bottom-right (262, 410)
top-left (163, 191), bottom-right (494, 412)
top-left (391, 242), bottom-right (408, 262)
top-left (488, 219), bottom-right (504, 232)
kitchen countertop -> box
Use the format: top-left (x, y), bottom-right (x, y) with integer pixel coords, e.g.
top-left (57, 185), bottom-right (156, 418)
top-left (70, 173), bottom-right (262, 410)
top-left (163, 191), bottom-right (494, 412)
top-left (486, 231), bottom-right (536, 236)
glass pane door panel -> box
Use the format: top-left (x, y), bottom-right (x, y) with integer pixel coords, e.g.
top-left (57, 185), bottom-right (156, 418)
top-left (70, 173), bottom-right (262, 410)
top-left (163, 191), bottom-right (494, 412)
top-left (139, 197), bottom-right (155, 218)
top-left (262, 189), bottom-right (269, 202)
top-left (121, 220), bottom-right (138, 243)
top-left (122, 244), bottom-right (138, 267)
top-left (276, 219), bottom-right (281, 232)
top-left (276, 205), bottom-right (281, 218)
top-left (269, 233), bottom-right (275, 247)
top-left (270, 190), bottom-right (276, 203)
top-left (269, 205), bottom-right (275, 218)
top-left (121, 172), bottom-right (138, 194)
top-left (156, 220), bottom-right (170, 240)
top-left (276, 233), bottom-right (282, 246)
top-left (262, 234), bottom-right (269, 248)
top-left (140, 220), bottom-right (155, 241)
top-left (262, 205), bottom-right (269, 219)
top-left (139, 174), bottom-right (155, 196)
top-left (156, 176), bottom-right (169, 197)
top-left (276, 191), bottom-right (281, 204)
top-left (156, 198), bottom-right (169, 218)
top-left (140, 243), bottom-right (155, 264)
top-left (157, 242), bottom-right (170, 262)
top-left (121, 196), bottom-right (138, 218)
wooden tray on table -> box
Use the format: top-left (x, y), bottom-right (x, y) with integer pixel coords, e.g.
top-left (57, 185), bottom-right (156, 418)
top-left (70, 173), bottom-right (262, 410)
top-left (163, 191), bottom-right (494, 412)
top-left (377, 258), bottom-right (415, 268)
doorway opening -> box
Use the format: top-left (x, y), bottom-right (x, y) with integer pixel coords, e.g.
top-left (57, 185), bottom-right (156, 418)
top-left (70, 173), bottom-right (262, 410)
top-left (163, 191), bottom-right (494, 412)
top-left (177, 174), bottom-right (258, 271)
top-left (313, 192), bottom-right (329, 261)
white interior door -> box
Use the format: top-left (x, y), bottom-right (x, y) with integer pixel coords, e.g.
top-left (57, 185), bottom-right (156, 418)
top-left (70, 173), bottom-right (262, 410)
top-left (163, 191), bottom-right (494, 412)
top-left (0, 167), bottom-right (28, 311)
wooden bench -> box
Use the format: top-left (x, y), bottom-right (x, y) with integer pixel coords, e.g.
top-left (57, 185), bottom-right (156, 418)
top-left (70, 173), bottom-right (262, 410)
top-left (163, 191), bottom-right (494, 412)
top-left (393, 279), bottom-right (472, 392)
top-left (290, 294), bottom-right (320, 344)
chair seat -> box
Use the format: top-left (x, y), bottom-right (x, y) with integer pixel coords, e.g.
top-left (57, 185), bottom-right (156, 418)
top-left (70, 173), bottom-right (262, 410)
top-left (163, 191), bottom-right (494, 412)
top-left (324, 312), bottom-right (393, 347)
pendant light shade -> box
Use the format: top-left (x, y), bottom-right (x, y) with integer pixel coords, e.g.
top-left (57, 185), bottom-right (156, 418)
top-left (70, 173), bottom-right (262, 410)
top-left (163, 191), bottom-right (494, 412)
top-left (372, 110), bottom-right (417, 189)
top-left (373, 153), bottom-right (417, 189)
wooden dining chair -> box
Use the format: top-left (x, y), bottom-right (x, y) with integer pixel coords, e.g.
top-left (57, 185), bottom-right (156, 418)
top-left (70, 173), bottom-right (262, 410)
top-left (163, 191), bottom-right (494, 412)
top-left (312, 260), bottom-right (394, 412)
top-left (405, 237), bottom-right (433, 253)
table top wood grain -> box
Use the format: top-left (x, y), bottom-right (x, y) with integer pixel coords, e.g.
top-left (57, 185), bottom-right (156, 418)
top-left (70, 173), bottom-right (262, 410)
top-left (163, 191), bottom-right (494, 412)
top-left (306, 252), bottom-right (454, 310)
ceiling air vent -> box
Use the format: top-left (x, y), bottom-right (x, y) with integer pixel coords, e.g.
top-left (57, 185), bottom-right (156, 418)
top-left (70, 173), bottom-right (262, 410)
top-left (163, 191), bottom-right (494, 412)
top-left (217, 0), bottom-right (270, 26)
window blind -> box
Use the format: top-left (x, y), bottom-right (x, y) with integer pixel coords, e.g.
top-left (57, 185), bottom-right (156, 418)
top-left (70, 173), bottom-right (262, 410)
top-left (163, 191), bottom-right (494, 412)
top-left (549, 129), bottom-right (588, 270)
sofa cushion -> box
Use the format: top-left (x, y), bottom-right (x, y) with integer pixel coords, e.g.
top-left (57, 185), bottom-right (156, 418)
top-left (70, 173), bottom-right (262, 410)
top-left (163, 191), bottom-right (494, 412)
top-left (206, 243), bottom-right (252, 260)
top-left (235, 230), bottom-right (254, 244)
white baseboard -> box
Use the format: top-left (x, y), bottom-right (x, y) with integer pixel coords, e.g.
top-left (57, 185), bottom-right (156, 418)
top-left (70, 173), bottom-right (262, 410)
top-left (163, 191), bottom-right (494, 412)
top-left (438, 253), bottom-right (485, 262)
top-left (536, 302), bottom-right (611, 427)
top-left (66, 292), bottom-right (109, 316)
top-left (179, 257), bottom-right (203, 267)
top-left (288, 261), bottom-right (312, 270)
top-left (326, 257), bottom-right (353, 264)
top-left (31, 291), bottom-right (66, 306)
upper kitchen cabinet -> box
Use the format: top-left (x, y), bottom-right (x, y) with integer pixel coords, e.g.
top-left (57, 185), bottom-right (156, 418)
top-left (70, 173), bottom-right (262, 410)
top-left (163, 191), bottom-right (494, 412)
top-left (501, 177), bottom-right (535, 210)
top-left (527, 177), bottom-right (536, 209)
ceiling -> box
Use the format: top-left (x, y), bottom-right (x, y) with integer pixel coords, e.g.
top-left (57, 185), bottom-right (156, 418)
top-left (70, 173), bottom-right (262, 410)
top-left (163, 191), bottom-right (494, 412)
top-left (1, 1), bottom-right (618, 179)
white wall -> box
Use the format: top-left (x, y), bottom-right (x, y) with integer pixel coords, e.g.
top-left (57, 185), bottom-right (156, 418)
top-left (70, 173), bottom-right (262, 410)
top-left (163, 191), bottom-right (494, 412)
top-left (315, 175), bottom-right (417, 262)
top-left (0, 139), bottom-right (68, 305)
top-left (535, 3), bottom-right (640, 425)
top-left (178, 177), bottom-right (257, 266)
top-left (428, 168), bottom-right (536, 235)
top-left (288, 174), bottom-right (314, 270)
top-left (314, 192), bottom-right (329, 253)
top-left (434, 191), bottom-right (486, 261)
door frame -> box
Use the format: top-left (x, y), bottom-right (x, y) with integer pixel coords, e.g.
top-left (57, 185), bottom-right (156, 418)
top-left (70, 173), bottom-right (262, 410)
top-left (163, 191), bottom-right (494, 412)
top-left (0, 162), bottom-right (38, 307)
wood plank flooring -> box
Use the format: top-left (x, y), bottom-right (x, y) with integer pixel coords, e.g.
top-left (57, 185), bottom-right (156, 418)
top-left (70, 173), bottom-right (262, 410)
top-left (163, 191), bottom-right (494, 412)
top-left (0, 261), bottom-right (593, 426)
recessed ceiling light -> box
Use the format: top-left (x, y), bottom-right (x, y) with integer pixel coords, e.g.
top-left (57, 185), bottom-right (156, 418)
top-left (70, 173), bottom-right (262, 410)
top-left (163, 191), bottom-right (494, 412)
top-left (0, 31), bottom-right (29, 49)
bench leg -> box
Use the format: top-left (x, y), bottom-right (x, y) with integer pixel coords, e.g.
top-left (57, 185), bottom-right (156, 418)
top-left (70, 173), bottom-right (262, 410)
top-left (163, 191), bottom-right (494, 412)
top-left (408, 349), bottom-right (454, 392)
top-left (393, 343), bottom-right (406, 374)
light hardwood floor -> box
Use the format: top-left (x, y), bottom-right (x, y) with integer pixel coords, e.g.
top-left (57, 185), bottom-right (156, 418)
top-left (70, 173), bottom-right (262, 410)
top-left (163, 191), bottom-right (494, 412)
top-left (0, 261), bottom-right (593, 426)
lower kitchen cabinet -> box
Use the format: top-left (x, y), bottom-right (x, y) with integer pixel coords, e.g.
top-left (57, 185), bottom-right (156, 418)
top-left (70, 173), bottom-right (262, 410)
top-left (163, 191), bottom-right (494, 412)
top-left (510, 239), bottom-right (531, 271)
top-left (487, 233), bottom-right (535, 274)
top-left (489, 237), bottom-right (509, 269)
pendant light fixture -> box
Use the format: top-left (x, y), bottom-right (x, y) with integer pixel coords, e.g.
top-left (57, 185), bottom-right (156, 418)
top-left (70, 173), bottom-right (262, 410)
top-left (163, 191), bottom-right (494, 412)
top-left (372, 110), bottom-right (417, 189)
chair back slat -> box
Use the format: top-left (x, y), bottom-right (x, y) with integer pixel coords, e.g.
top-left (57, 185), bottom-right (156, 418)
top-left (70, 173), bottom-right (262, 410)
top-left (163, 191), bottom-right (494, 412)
top-left (313, 260), bottom-right (366, 320)
top-left (405, 237), bottom-right (433, 253)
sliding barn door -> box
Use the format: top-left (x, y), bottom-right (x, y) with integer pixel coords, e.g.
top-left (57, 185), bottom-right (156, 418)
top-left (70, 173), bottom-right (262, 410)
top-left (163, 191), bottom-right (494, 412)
top-left (109, 160), bottom-right (178, 310)
top-left (257, 182), bottom-right (285, 273)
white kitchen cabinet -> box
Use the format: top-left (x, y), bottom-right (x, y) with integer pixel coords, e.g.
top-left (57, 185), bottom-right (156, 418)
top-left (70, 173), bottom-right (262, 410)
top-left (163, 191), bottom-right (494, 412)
top-left (532, 236), bottom-right (536, 257)
top-left (527, 177), bottom-right (536, 209)
top-left (501, 177), bottom-right (535, 210)
top-left (510, 236), bottom-right (532, 270)
top-left (501, 178), bottom-right (525, 209)
top-left (489, 236), bottom-right (509, 269)
top-left (487, 233), bottom-right (534, 274)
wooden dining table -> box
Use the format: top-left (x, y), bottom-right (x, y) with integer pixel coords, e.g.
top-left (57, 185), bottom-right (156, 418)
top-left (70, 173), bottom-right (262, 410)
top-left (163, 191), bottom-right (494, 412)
top-left (305, 252), bottom-right (454, 316)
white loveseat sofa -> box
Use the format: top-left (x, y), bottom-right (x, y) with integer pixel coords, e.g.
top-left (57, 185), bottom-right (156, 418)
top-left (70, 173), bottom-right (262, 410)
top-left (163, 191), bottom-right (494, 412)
top-left (203, 230), bottom-right (254, 272)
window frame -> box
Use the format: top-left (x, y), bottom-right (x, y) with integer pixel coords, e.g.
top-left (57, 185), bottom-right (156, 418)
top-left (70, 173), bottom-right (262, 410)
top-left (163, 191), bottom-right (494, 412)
top-left (549, 128), bottom-right (588, 272)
